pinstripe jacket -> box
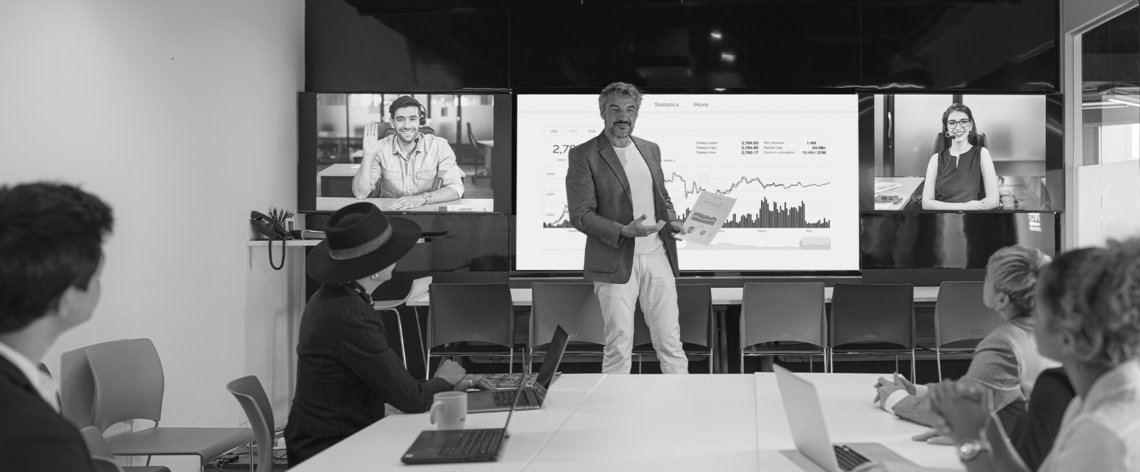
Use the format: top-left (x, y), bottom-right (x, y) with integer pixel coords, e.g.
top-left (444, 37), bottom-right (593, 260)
top-left (285, 284), bottom-right (453, 466)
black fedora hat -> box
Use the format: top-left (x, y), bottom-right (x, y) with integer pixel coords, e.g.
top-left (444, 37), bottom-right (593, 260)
top-left (306, 202), bottom-right (421, 283)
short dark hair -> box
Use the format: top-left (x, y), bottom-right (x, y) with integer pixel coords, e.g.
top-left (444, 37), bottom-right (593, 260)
top-left (0, 182), bottom-right (114, 333)
top-left (1037, 239), bottom-right (1140, 366)
top-left (388, 96), bottom-right (424, 119)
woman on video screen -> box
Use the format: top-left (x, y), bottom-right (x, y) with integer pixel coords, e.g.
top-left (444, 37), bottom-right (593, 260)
top-left (921, 104), bottom-right (1000, 211)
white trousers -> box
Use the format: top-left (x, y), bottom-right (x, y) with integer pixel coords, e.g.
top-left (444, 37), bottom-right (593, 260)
top-left (594, 253), bottom-right (689, 374)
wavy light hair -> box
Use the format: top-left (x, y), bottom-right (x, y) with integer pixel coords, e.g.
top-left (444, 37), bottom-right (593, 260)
top-left (1037, 239), bottom-right (1140, 366)
top-left (987, 245), bottom-right (1051, 318)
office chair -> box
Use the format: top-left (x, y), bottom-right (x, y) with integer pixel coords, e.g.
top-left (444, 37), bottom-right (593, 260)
top-left (922, 281), bottom-right (1003, 379)
top-left (80, 426), bottom-right (171, 472)
top-left (85, 338), bottom-right (253, 471)
top-left (60, 346), bottom-right (96, 429)
top-left (829, 284), bottom-right (916, 380)
top-left (226, 376), bottom-right (280, 472)
top-left (426, 283), bottom-right (515, 379)
top-left (530, 282), bottom-right (607, 373)
top-left (632, 283), bottom-right (713, 373)
top-left (466, 122), bottom-right (488, 179)
top-left (739, 282), bottom-right (828, 373)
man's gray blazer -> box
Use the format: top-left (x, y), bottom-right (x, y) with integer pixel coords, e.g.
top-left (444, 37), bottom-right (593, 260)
top-left (566, 133), bottom-right (680, 283)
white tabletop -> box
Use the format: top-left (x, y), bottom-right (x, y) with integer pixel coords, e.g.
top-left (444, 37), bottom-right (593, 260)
top-left (289, 373), bottom-right (962, 471)
top-left (407, 286), bottom-right (940, 307)
top-left (288, 374), bottom-right (606, 472)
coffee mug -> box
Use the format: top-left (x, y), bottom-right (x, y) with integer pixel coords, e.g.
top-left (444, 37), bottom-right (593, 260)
top-left (429, 391), bottom-right (467, 430)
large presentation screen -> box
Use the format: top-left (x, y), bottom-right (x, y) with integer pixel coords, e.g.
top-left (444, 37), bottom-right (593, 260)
top-left (515, 94), bottom-right (859, 272)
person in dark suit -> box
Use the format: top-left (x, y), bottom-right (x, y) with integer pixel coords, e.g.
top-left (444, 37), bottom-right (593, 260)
top-left (285, 202), bottom-right (491, 466)
top-left (0, 182), bottom-right (114, 471)
top-left (565, 82), bottom-right (689, 374)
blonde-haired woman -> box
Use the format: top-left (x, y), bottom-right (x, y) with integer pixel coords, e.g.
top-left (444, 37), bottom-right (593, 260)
top-left (931, 239), bottom-right (1140, 471)
top-left (873, 245), bottom-right (1057, 434)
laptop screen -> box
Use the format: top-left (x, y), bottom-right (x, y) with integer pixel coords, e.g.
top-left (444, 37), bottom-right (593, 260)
top-left (773, 365), bottom-right (842, 472)
top-left (534, 325), bottom-right (569, 390)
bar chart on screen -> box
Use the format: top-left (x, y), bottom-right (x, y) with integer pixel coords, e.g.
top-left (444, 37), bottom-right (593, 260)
top-left (517, 94), bottom-right (859, 271)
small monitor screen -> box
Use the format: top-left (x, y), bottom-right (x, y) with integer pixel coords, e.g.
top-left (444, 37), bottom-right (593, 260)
top-left (302, 92), bottom-right (505, 213)
top-left (865, 94), bottom-right (1052, 212)
top-left (515, 93), bottom-right (860, 272)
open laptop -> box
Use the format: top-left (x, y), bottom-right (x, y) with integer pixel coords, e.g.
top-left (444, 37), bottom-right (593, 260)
top-left (773, 365), bottom-right (922, 472)
top-left (400, 370), bottom-right (526, 464)
top-left (468, 325), bottom-right (569, 413)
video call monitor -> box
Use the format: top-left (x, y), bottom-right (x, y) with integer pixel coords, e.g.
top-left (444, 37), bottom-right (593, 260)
top-left (861, 94), bottom-right (1055, 213)
top-left (514, 93), bottom-right (860, 272)
top-left (298, 92), bottom-right (510, 213)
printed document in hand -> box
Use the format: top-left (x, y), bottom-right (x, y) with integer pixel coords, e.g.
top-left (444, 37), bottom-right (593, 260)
top-left (679, 192), bottom-right (736, 245)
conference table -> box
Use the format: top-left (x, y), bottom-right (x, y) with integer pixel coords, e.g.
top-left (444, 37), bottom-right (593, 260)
top-left (289, 373), bottom-right (963, 471)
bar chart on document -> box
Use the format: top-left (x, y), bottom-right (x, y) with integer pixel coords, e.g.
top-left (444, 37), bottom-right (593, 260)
top-left (516, 94), bottom-right (859, 271)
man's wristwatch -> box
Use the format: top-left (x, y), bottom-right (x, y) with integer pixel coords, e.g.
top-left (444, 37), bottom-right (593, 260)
top-left (957, 440), bottom-right (990, 462)
top-left (421, 192), bottom-right (432, 207)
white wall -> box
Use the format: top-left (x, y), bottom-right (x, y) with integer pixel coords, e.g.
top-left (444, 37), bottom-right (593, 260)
top-left (0, 1), bottom-right (304, 470)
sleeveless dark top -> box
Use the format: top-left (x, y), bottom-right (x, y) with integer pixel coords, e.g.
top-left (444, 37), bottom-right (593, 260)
top-left (934, 145), bottom-right (985, 203)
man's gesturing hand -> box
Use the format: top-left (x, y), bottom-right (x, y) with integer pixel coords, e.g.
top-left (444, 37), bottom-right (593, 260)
top-left (621, 214), bottom-right (666, 238)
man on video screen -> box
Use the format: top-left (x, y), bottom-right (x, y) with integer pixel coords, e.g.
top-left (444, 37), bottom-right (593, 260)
top-left (352, 96), bottom-right (465, 210)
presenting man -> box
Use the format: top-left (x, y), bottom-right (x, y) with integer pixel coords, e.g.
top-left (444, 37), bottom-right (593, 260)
top-left (351, 95), bottom-right (465, 210)
top-left (565, 82), bottom-right (689, 375)
top-left (0, 182), bottom-right (114, 470)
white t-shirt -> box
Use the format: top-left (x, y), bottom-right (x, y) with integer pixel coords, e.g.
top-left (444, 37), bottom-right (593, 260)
top-left (615, 144), bottom-right (664, 255)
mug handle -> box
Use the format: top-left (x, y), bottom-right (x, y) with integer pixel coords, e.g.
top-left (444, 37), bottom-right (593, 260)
top-left (429, 400), bottom-right (442, 425)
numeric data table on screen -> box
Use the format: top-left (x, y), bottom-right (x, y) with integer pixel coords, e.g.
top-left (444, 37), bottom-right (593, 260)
top-left (515, 94), bottom-right (860, 272)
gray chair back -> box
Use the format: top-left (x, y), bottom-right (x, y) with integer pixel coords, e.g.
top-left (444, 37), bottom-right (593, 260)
top-left (226, 375), bottom-right (275, 472)
top-left (427, 283), bottom-right (514, 349)
top-left (531, 282), bottom-right (606, 352)
top-left (740, 282), bottom-right (826, 349)
top-left (85, 338), bottom-right (165, 431)
top-left (830, 284), bottom-right (914, 351)
top-left (935, 281), bottom-right (1003, 348)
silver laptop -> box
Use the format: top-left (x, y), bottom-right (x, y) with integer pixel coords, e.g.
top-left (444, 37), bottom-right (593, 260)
top-left (773, 365), bottom-right (921, 472)
top-left (467, 325), bottom-right (568, 413)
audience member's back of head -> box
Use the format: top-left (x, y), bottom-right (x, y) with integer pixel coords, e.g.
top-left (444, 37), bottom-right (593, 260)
top-left (987, 245), bottom-right (1051, 318)
top-left (0, 182), bottom-right (114, 334)
top-left (1037, 239), bottom-right (1140, 367)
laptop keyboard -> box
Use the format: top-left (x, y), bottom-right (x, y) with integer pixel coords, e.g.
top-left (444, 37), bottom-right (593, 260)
top-left (440, 429), bottom-right (505, 457)
top-left (834, 445), bottom-right (871, 471)
top-left (493, 389), bottom-right (532, 407)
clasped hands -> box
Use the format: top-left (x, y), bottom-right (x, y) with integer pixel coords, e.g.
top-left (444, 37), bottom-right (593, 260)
top-left (621, 214), bottom-right (690, 239)
top-left (433, 359), bottom-right (495, 392)
top-left (872, 375), bottom-right (993, 445)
